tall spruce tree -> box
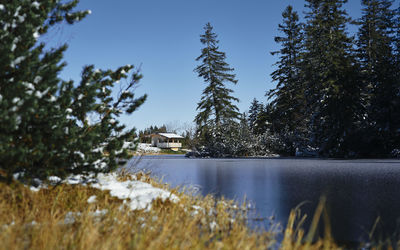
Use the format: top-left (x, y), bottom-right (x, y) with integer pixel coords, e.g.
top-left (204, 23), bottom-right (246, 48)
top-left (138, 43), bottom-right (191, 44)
top-left (357, 0), bottom-right (399, 155)
top-left (247, 98), bottom-right (263, 132)
top-left (0, 0), bottom-right (146, 184)
top-left (194, 23), bottom-right (240, 131)
top-left (303, 0), bottom-right (363, 157)
top-left (267, 5), bottom-right (306, 155)
top-left (254, 103), bottom-right (273, 136)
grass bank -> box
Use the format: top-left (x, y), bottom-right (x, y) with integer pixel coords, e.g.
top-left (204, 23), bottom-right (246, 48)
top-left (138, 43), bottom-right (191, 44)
top-left (0, 171), bottom-right (370, 249)
top-left (159, 149), bottom-right (187, 155)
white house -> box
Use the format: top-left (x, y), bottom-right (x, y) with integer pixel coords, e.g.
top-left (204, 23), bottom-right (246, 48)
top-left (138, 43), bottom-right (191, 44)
top-left (150, 133), bottom-right (184, 151)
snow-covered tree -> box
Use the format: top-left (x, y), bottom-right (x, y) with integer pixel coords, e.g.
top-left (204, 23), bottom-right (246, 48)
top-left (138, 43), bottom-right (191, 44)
top-left (0, 0), bottom-right (146, 184)
top-left (247, 98), bottom-right (263, 132)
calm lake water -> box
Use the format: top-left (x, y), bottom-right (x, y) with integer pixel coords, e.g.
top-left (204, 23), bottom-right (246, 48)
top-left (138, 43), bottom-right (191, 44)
top-left (127, 155), bottom-right (400, 244)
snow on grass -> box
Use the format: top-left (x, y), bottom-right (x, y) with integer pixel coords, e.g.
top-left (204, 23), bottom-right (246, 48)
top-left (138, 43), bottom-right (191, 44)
top-left (23, 171), bottom-right (179, 212)
top-left (91, 173), bottom-right (178, 210)
top-left (137, 143), bottom-right (161, 154)
top-left (87, 195), bottom-right (97, 204)
top-left (64, 209), bottom-right (107, 224)
top-left (30, 186), bottom-right (41, 192)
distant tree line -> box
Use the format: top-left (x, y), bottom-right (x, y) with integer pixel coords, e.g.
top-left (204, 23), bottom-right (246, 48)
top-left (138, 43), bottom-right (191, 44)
top-left (193, 0), bottom-right (400, 158)
top-left (138, 125), bottom-right (167, 143)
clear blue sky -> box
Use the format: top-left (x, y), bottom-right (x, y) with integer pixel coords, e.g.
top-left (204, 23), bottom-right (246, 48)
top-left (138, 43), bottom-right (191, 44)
top-left (53, 0), bottom-right (397, 131)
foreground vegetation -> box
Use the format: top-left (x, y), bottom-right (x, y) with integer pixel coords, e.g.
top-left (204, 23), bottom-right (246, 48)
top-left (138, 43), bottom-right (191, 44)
top-left (0, 171), bottom-right (351, 250)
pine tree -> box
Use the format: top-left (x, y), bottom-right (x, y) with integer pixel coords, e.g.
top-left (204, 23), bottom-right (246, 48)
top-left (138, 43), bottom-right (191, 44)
top-left (267, 5), bottom-right (306, 155)
top-left (0, 0), bottom-right (146, 184)
top-left (254, 103), bottom-right (273, 136)
top-left (303, 0), bottom-right (363, 157)
top-left (194, 23), bottom-right (240, 131)
top-left (247, 98), bottom-right (263, 132)
top-left (357, 0), bottom-right (399, 155)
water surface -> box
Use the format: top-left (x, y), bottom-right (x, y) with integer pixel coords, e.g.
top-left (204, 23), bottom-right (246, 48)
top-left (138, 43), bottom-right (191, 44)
top-left (127, 155), bottom-right (400, 243)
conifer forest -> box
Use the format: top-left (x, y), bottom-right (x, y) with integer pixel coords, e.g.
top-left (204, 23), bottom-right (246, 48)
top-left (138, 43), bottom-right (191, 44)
top-left (193, 0), bottom-right (400, 158)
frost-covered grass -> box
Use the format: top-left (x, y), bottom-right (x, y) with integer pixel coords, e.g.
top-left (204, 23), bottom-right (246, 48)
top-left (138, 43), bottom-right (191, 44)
top-left (0, 171), bottom-right (348, 249)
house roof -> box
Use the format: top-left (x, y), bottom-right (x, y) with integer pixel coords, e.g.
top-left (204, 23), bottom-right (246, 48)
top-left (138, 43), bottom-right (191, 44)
top-left (157, 133), bottom-right (184, 139)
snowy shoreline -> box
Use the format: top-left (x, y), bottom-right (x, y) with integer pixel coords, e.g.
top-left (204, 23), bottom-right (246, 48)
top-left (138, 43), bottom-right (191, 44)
top-left (30, 172), bottom-right (179, 211)
top-left (134, 143), bottom-right (187, 155)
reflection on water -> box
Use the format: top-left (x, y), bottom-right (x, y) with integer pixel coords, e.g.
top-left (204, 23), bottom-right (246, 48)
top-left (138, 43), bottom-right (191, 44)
top-left (127, 155), bottom-right (400, 243)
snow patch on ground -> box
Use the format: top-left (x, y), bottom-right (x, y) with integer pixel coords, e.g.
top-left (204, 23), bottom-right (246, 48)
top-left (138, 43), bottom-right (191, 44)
top-left (136, 143), bottom-right (161, 154)
top-left (26, 172), bottom-right (179, 211)
top-left (91, 173), bottom-right (178, 210)
top-left (64, 209), bottom-right (107, 224)
top-left (87, 195), bottom-right (97, 204)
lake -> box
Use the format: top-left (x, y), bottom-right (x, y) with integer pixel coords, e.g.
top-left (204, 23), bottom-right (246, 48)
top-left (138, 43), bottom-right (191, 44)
top-left (127, 155), bottom-right (400, 244)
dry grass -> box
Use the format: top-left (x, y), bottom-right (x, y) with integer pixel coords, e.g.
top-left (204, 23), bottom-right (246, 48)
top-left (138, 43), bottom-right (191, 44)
top-left (280, 197), bottom-right (340, 250)
top-left (0, 172), bottom-right (378, 250)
